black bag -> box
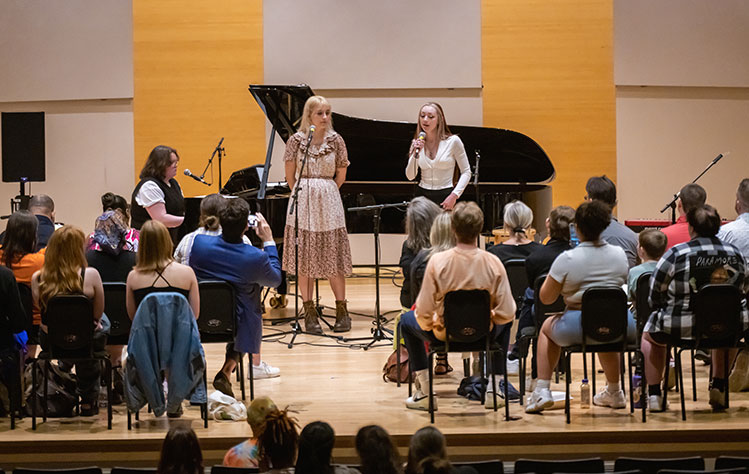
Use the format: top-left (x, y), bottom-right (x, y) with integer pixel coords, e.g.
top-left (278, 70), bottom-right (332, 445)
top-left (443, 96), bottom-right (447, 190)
top-left (24, 363), bottom-right (78, 417)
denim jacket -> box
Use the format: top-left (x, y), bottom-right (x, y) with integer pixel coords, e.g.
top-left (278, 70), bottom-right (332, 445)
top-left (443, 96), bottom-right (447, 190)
top-left (124, 292), bottom-right (206, 416)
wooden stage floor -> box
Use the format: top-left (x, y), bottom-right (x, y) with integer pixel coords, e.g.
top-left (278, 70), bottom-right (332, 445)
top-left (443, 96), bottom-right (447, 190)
top-left (2, 268), bottom-right (749, 467)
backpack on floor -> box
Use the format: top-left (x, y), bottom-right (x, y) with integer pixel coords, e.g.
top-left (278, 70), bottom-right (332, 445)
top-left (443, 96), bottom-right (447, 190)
top-left (24, 363), bottom-right (78, 417)
top-left (383, 346), bottom-right (411, 383)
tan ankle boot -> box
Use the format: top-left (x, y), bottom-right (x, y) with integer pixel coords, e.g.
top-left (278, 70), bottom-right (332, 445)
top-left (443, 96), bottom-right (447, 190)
top-left (303, 300), bottom-right (323, 334)
top-left (333, 300), bottom-right (351, 332)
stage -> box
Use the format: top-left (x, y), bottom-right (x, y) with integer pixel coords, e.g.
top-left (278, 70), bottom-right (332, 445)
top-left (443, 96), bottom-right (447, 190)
top-left (1, 268), bottom-right (749, 468)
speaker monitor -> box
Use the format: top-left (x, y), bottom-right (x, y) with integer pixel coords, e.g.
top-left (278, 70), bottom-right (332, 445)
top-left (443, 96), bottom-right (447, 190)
top-left (2, 112), bottom-right (46, 183)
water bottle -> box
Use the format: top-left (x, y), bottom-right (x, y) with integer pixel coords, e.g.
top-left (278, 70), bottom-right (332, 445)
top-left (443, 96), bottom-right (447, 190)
top-left (580, 378), bottom-right (591, 408)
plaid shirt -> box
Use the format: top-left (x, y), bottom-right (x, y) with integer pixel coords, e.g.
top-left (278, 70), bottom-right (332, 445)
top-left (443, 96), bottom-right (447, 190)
top-left (644, 236), bottom-right (748, 339)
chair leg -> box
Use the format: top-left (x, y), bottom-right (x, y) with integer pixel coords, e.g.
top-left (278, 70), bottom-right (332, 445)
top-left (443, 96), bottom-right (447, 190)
top-left (725, 350), bottom-right (730, 409)
top-left (104, 359), bottom-right (112, 430)
top-left (248, 355), bottom-right (254, 401)
top-left (691, 349), bottom-right (697, 401)
top-left (565, 351), bottom-right (571, 424)
top-left (42, 360), bottom-right (49, 422)
top-left (519, 353), bottom-right (526, 406)
top-left (239, 355), bottom-right (246, 401)
top-left (620, 351), bottom-right (627, 402)
top-left (640, 351), bottom-right (647, 423)
top-left (31, 360), bottom-right (37, 430)
top-left (395, 327), bottom-right (402, 388)
top-left (676, 349), bottom-right (686, 420)
top-left (662, 345), bottom-right (671, 412)
top-left (502, 352), bottom-right (509, 421)
top-left (591, 353), bottom-right (596, 395)
top-left (428, 352), bottom-right (435, 424)
top-left (627, 351), bottom-right (634, 414)
top-left (127, 409), bottom-right (132, 430)
top-left (463, 356), bottom-right (471, 377)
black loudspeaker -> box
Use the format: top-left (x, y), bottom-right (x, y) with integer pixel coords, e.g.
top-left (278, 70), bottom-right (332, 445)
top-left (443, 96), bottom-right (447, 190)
top-left (2, 112), bottom-right (46, 183)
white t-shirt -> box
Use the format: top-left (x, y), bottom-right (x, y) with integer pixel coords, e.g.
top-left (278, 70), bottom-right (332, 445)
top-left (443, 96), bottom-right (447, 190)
top-left (405, 135), bottom-right (471, 197)
top-left (548, 240), bottom-right (628, 310)
top-left (135, 180), bottom-right (182, 208)
top-left (718, 212), bottom-right (749, 260)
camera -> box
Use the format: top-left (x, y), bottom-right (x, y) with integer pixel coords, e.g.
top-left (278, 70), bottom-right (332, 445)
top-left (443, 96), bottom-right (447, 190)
top-left (247, 214), bottom-right (258, 228)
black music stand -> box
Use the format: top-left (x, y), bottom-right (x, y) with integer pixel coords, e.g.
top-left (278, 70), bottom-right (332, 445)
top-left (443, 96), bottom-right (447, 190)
top-left (345, 201), bottom-right (408, 349)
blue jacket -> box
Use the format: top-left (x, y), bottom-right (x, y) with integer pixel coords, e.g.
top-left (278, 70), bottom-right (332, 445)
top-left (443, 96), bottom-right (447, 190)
top-left (124, 292), bottom-right (206, 416)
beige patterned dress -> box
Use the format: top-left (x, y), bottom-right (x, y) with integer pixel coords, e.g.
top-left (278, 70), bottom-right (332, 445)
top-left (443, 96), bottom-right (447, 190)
top-left (282, 130), bottom-right (353, 278)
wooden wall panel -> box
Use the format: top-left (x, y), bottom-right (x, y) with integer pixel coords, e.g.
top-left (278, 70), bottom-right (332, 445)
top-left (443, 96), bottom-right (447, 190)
top-left (482, 0), bottom-right (616, 211)
top-left (132, 0), bottom-right (264, 197)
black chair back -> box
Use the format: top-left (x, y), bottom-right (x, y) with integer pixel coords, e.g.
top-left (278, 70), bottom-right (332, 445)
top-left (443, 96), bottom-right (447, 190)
top-left (210, 466), bottom-right (259, 474)
top-left (14, 468), bottom-right (103, 474)
top-left (716, 457), bottom-right (749, 471)
top-left (580, 287), bottom-right (628, 345)
top-left (198, 281), bottom-right (236, 342)
top-left (17, 283), bottom-right (34, 334)
top-left (42, 295), bottom-right (95, 359)
top-left (614, 456), bottom-right (705, 474)
top-left (453, 459), bottom-right (503, 474)
top-left (693, 284), bottom-right (743, 343)
top-left (504, 258), bottom-right (528, 307)
top-left (104, 282), bottom-right (131, 345)
top-left (634, 272), bottom-right (653, 337)
top-left (515, 457), bottom-right (604, 474)
top-left (533, 274), bottom-right (565, 328)
top-left (111, 469), bottom-right (157, 474)
top-left (658, 470), bottom-right (747, 474)
top-left (443, 289), bottom-right (491, 344)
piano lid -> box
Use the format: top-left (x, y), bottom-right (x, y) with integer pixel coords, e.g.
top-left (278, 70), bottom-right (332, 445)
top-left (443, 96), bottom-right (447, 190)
top-left (249, 84), bottom-right (555, 184)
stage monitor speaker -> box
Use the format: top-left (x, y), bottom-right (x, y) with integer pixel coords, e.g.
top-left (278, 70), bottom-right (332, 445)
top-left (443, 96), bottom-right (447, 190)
top-left (2, 112), bottom-right (46, 183)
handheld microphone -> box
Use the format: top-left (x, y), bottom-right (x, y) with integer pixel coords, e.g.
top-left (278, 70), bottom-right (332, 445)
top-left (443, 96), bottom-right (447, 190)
top-left (415, 131), bottom-right (426, 158)
top-left (184, 169), bottom-right (209, 185)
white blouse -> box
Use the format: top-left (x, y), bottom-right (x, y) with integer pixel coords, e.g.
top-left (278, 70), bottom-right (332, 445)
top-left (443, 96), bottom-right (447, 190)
top-left (405, 135), bottom-right (471, 197)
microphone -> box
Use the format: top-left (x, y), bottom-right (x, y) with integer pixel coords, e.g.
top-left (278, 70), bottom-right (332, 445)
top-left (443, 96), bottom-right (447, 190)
top-left (215, 137), bottom-right (224, 149)
top-left (184, 169), bottom-right (209, 185)
top-left (305, 125), bottom-right (316, 147)
top-left (712, 152), bottom-right (729, 164)
top-left (414, 131), bottom-right (426, 158)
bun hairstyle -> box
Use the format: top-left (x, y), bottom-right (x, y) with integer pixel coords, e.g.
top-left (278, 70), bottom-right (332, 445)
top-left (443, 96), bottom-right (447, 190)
top-left (198, 194), bottom-right (226, 231)
top-left (101, 192), bottom-right (130, 220)
top-left (548, 205), bottom-right (576, 241)
top-left (503, 200), bottom-right (533, 237)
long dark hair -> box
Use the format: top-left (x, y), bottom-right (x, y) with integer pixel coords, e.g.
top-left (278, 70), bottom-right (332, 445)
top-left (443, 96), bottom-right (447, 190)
top-left (296, 421), bottom-right (336, 474)
top-left (157, 425), bottom-right (203, 474)
top-left (2, 210), bottom-right (38, 268)
top-left (355, 425), bottom-right (402, 474)
top-left (405, 426), bottom-right (447, 474)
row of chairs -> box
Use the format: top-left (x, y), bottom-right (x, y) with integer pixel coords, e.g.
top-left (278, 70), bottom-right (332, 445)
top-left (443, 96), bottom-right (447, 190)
top-left (7, 456), bottom-right (749, 474)
top-left (10, 280), bottom-right (250, 431)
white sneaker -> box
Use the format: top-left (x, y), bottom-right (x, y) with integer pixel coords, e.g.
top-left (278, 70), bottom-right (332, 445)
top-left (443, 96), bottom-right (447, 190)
top-left (593, 388), bottom-right (627, 409)
top-left (648, 394), bottom-right (667, 412)
top-left (406, 391), bottom-right (437, 411)
top-left (252, 361), bottom-right (281, 379)
top-left (484, 390), bottom-right (506, 409)
top-left (729, 350), bottom-right (749, 392)
top-left (506, 357), bottom-right (520, 376)
top-left (525, 387), bottom-right (554, 413)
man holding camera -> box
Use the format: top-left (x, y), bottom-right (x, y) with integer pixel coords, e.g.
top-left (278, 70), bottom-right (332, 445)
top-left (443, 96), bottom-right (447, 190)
top-left (190, 198), bottom-right (282, 398)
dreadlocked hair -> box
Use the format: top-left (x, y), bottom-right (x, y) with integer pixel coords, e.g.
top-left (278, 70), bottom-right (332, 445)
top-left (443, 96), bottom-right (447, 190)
top-left (256, 407), bottom-right (300, 471)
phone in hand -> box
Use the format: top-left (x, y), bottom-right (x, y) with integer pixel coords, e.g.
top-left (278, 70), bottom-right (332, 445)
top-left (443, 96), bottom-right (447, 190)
top-left (569, 223), bottom-right (580, 247)
top-left (247, 214), bottom-right (258, 228)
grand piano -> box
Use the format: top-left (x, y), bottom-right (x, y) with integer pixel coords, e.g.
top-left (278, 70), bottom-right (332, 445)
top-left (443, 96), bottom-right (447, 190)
top-left (186, 84), bottom-right (555, 237)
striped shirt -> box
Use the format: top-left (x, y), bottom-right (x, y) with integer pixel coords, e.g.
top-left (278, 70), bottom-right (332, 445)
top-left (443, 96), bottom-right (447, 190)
top-left (644, 236), bottom-right (748, 339)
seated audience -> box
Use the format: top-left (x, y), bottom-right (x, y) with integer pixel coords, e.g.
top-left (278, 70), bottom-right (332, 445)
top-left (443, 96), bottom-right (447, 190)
top-left (506, 205), bottom-right (575, 370)
top-left (296, 420), bottom-right (358, 474)
top-left (126, 220), bottom-right (199, 320)
top-left (642, 204), bottom-right (748, 412)
top-left (31, 225), bottom-right (107, 416)
top-left (0, 210), bottom-right (45, 352)
top-left (189, 198), bottom-right (282, 398)
top-left (355, 425), bottom-right (402, 474)
top-left (627, 229), bottom-right (667, 301)
top-left (28, 194), bottom-right (57, 251)
top-left (401, 202), bottom-right (516, 410)
top-left (87, 192), bottom-right (139, 254)
top-left (405, 426), bottom-right (477, 474)
top-left (158, 425), bottom-right (204, 474)
top-left (488, 200), bottom-right (542, 262)
top-left (256, 407), bottom-right (300, 474)
top-left (661, 183), bottom-right (707, 250)
top-left (399, 197), bottom-right (442, 310)
top-left (0, 265), bottom-right (26, 352)
top-left (223, 396), bottom-right (278, 468)
top-left (585, 176), bottom-right (638, 267)
top-left (408, 212), bottom-right (456, 375)
top-left (525, 201), bottom-right (634, 414)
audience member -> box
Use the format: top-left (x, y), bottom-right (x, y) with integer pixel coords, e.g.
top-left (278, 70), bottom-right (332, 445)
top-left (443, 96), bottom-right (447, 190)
top-left (28, 194), bottom-right (56, 251)
top-left (174, 193), bottom-right (250, 265)
top-left (405, 426), bottom-right (477, 474)
top-left (401, 202), bottom-right (516, 410)
top-left (158, 425), bottom-right (204, 474)
top-left (355, 425), bottom-right (402, 474)
top-left (256, 407), bottom-right (300, 474)
top-left (224, 396), bottom-right (278, 468)
top-left (407, 212), bottom-right (456, 375)
top-left (189, 198), bottom-right (282, 398)
top-left (661, 184), bottom-right (707, 250)
top-left (506, 205), bottom-right (575, 372)
top-left (526, 201), bottom-right (634, 414)
top-left (87, 192), bottom-right (139, 254)
top-left (126, 220), bottom-right (199, 320)
top-left (296, 421), bottom-right (358, 474)
top-left (642, 204), bottom-right (748, 412)
top-left (585, 176), bottom-right (638, 267)
top-left (399, 197), bottom-right (442, 309)
top-left (627, 229), bottom-right (667, 301)
top-left (31, 225), bottom-right (107, 416)
top-left (0, 265), bottom-right (26, 352)
top-left (131, 145), bottom-right (185, 244)
top-left (0, 210), bottom-right (45, 352)
top-left (488, 200), bottom-right (542, 262)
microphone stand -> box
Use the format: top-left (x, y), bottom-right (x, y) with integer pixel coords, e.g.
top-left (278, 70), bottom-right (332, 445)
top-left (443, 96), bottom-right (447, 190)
top-left (200, 137), bottom-right (225, 191)
top-left (344, 201), bottom-right (409, 349)
top-left (659, 153), bottom-right (726, 225)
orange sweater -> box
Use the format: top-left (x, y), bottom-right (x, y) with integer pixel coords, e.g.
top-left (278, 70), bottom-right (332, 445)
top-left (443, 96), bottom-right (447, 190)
top-left (0, 247), bottom-right (45, 324)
